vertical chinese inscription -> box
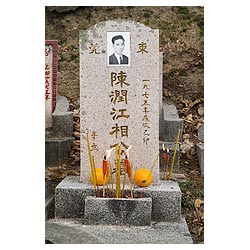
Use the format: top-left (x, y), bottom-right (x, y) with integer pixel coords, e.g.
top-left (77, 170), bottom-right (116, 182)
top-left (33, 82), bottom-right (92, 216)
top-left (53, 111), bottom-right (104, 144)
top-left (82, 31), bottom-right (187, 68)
top-left (45, 56), bottom-right (51, 101)
top-left (109, 71), bottom-right (130, 141)
top-left (91, 131), bottom-right (99, 152)
top-left (45, 40), bottom-right (57, 129)
top-left (141, 80), bottom-right (151, 145)
top-left (45, 44), bottom-right (53, 128)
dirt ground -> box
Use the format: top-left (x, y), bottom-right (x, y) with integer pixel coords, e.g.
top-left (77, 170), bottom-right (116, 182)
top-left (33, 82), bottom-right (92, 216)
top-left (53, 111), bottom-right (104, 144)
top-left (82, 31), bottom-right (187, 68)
top-left (45, 6), bottom-right (204, 244)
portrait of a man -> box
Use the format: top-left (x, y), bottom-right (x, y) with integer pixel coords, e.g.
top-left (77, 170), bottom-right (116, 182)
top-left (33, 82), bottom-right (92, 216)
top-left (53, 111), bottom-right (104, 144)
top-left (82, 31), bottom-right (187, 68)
top-left (107, 32), bottom-right (130, 66)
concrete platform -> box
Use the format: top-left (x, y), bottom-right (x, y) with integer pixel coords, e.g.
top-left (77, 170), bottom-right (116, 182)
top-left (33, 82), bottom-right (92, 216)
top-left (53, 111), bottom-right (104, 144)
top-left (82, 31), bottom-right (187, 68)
top-left (45, 217), bottom-right (193, 244)
top-left (55, 176), bottom-right (181, 222)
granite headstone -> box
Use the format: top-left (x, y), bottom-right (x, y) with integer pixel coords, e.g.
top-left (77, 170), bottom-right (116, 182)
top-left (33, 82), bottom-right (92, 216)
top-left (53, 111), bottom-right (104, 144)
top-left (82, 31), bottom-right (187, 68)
top-left (80, 20), bottom-right (160, 184)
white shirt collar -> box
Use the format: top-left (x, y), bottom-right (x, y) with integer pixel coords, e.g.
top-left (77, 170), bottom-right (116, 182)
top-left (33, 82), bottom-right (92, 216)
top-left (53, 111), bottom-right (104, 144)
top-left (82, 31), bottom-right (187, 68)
top-left (114, 53), bottom-right (123, 64)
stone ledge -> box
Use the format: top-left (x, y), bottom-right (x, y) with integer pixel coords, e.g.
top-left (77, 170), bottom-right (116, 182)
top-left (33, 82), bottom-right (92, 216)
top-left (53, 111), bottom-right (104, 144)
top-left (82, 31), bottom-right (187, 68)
top-left (55, 176), bottom-right (181, 222)
top-left (45, 217), bottom-right (193, 244)
top-left (84, 197), bottom-right (152, 226)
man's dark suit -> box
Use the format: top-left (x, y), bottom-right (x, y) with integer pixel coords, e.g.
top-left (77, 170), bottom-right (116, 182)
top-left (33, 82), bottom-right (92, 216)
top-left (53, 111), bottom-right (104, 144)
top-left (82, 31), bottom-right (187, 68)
top-left (109, 54), bottom-right (129, 65)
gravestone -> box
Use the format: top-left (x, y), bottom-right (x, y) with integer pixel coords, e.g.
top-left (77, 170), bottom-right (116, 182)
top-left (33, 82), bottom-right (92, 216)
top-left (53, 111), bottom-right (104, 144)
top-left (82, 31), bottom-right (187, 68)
top-left (47, 20), bottom-right (193, 244)
top-left (80, 20), bottom-right (160, 184)
top-left (45, 40), bottom-right (58, 128)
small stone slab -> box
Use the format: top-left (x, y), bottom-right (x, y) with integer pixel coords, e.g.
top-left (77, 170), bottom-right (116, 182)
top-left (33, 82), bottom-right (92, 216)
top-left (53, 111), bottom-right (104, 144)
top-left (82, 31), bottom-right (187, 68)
top-left (45, 137), bottom-right (74, 167)
top-left (52, 112), bottom-right (73, 137)
top-left (198, 124), bottom-right (204, 141)
top-left (84, 196), bottom-right (152, 226)
top-left (53, 95), bottom-right (70, 114)
top-left (161, 102), bottom-right (183, 142)
top-left (196, 143), bottom-right (204, 174)
top-left (45, 217), bottom-right (193, 244)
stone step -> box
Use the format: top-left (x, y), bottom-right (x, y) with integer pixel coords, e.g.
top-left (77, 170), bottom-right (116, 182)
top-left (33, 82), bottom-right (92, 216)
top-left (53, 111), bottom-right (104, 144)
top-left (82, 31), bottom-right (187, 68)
top-left (45, 217), bottom-right (193, 244)
top-left (55, 176), bottom-right (181, 222)
top-left (45, 137), bottom-right (74, 167)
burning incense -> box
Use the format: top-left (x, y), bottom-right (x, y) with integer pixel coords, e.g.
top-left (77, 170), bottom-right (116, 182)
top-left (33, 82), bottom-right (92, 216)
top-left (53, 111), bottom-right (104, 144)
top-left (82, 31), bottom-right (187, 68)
top-left (162, 143), bottom-right (170, 180)
top-left (103, 147), bottom-right (115, 197)
top-left (102, 156), bottom-right (108, 197)
top-left (167, 129), bottom-right (181, 180)
top-left (109, 162), bottom-right (114, 197)
top-left (121, 164), bottom-right (126, 197)
top-left (124, 146), bottom-right (133, 198)
top-left (116, 144), bottom-right (121, 198)
top-left (92, 156), bottom-right (100, 197)
top-left (86, 133), bottom-right (97, 191)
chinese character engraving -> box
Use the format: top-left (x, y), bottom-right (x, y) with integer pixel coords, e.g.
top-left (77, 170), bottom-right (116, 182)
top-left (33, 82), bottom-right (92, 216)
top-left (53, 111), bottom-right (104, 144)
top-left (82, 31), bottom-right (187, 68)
top-left (89, 43), bottom-right (100, 54)
top-left (91, 142), bottom-right (99, 152)
top-left (91, 131), bottom-right (98, 140)
top-left (109, 90), bottom-right (128, 105)
top-left (45, 64), bottom-right (50, 101)
top-left (111, 71), bottom-right (130, 88)
top-left (137, 42), bottom-right (149, 54)
top-left (109, 123), bottom-right (129, 139)
top-left (110, 108), bottom-right (130, 120)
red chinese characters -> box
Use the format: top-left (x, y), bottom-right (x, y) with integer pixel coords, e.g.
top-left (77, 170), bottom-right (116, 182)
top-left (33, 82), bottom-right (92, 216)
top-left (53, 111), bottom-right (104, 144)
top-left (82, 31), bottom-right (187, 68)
top-left (45, 64), bottom-right (50, 101)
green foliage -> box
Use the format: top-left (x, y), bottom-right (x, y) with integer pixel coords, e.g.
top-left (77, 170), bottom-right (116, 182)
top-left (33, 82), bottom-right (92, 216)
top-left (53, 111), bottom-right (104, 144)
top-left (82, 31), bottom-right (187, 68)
top-left (59, 54), bottom-right (65, 61)
top-left (179, 181), bottom-right (204, 210)
top-left (71, 54), bottom-right (79, 63)
top-left (176, 6), bottom-right (190, 16)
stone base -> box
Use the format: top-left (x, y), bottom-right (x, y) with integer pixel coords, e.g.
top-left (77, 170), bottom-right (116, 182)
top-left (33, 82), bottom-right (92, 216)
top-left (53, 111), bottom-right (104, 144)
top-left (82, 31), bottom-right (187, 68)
top-left (55, 176), bottom-right (181, 222)
top-left (84, 197), bottom-right (152, 226)
top-left (45, 137), bottom-right (74, 167)
top-left (45, 217), bottom-right (193, 244)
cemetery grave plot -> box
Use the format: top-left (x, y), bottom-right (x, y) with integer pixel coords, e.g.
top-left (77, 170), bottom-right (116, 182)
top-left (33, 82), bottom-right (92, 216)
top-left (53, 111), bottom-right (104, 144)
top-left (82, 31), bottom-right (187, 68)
top-left (45, 6), bottom-right (204, 244)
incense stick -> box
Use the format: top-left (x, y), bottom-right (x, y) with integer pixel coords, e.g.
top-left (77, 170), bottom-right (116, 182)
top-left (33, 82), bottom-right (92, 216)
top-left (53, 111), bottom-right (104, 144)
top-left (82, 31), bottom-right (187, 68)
top-left (122, 164), bottom-right (126, 197)
top-left (86, 133), bottom-right (97, 191)
top-left (167, 129), bottom-right (181, 180)
top-left (116, 144), bottom-right (121, 198)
